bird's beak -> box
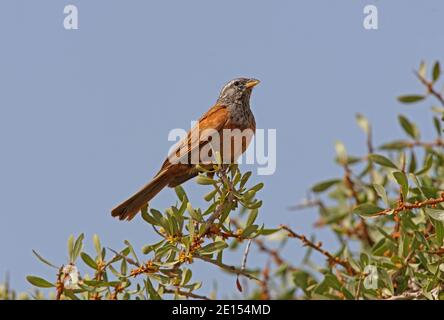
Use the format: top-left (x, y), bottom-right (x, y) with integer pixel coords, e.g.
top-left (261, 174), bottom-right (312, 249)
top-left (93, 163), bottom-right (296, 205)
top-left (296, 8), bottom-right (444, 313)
top-left (245, 79), bottom-right (260, 89)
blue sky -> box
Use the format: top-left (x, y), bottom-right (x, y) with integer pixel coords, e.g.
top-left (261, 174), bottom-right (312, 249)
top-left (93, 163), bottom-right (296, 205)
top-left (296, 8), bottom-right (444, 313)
top-left (1, 0), bottom-right (444, 297)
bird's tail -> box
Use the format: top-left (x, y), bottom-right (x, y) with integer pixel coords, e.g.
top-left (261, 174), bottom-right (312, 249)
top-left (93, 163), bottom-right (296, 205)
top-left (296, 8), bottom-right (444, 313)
top-left (111, 170), bottom-right (170, 221)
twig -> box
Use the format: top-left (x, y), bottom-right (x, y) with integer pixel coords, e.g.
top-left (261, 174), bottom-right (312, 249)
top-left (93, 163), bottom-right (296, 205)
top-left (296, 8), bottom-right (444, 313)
top-left (254, 238), bottom-right (297, 270)
top-left (384, 290), bottom-right (422, 300)
top-left (289, 199), bottom-right (325, 211)
top-left (107, 248), bottom-right (140, 267)
top-left (202, 168), bottom-right (235, 235)
top-left (280, 225), bottom-right (358, 276)
top-left (164, 288), bottom-right (211, 300)
top-left (194, 254), bottom-right (261, 282)
top-left (55, 266), bottom-right (64, 300)
top-left (259, 261), bottom-right (271, 300)
top-left (407, 139), bottom-right (444, 148)
top-left (343, 164), bottom-right (374, 246)
top-left (415, 71), bottom-right (444, 107)
top-left (355, 275), bottom-right (363, 300)
top-left (236, 239), bottom-right (253, 292)
top-left (370, 192), bottom-right (444, 217)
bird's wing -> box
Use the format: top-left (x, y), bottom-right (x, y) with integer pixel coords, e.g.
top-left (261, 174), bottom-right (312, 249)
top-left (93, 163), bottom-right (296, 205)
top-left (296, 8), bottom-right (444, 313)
top-left (160, 104), bottom-right (229, 170)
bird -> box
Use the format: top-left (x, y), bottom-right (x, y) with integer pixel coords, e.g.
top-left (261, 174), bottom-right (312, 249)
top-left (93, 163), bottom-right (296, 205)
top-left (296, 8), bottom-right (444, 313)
top-left (111, 77), bottom-right (260, 221)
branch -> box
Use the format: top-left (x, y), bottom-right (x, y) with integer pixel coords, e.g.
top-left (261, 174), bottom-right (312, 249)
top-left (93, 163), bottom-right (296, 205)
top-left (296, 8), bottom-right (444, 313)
top-left (343, 164), bottom-right (374, 246)
top-left (254, 238), bottom-right (297, 270)
top-left (371, 192), bottom-right (444, 217)
top-left (384, 290), bottom-right (422, 300)
top-left (236, 239), bottom-right (253, 292)
top-left (289, 199), bottom-right (325, 211)
top-left (415, 71), bottom-right (444, 107)
top-left (407, 139), bottom-right (444, 148)
top-left (201, 168), bottom-right (235, 235)
top-left (194, 254), bottom-right (261, 282)
top-left (280, 225), bottom-right (358, 276)
top-left (164, 288), bottom-right (211, 300)
top-left (259, 261), bottom-right (271, 300)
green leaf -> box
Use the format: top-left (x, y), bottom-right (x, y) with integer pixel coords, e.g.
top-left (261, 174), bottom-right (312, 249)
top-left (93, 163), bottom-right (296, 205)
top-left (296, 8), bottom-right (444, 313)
top-left (199, 241), bottom-right (228, 254)
top-left (244, 200), bottom-right (263, 210)
top-left (392, 171), bottom-right (409, 199)
top-left (203, 202), bottom-right (217, 216)
top-left (311, 179), bottom-right (341, 193)
top-left (187, 203), bottom-right (204, 222)
top-left (124, 240), bottom-right (140, 265)
top-left (160, 215), bottom-right (173, 235)
top-left (26, 276), bottom-right (55, 288)
top-left (81, 252), bottom-right (98, 270)
top-left (150, 209), bottom-right (164, 224)
top-left (432, 105), bottom-right (444, 113)
top-left (93, 234), bottom-right (101, 259)
top-left (292, 270), bottom-right (314, 292)
top-left (379, 141), bottom-right (409, 150)
top-left (425, 208), bottom-right (444, 222)
top-left (415, 154), bottom-right (433, 175)
top-left (250, 183), bottom-right (264, 192)
top-left (242, 225), bottom-right (258, 238)
top-left (181, 269), bottom-right (192, 286)
top-left (240, 171), bottom-right (252, 189)
top-left (398, 115), bottom-right (420, 140)
top-left (32, 250), bottom-right (58, 269)
top-left (368, 154), bottom-right (398, 169)
top-left (433, 116), bottom-right (442, 137)
top-left (433, 61), bottom-right (441, 82)
top-left (175, 185), bottom-right (187, 201)
top-left (72, 234), bottom-right (84, 263)
top-left (379, 268), bottom-right (394, 295)
top-left (243, 190), bottom-right (256, 202)
top-left (188, 215), bottom-right (195, 237)
top-left (398, 95), bottom-right (425, 104)
top-left (232, 171), bottom-right (241, 186)
top-left (356, 113), bottom-right (370, 135)
top-left (418, 60), bottom-right (427, 79)
top-left (204, 189), bottom-right (218, 202)
top-left (257, 228), bottom-right (280, 236)
top-left (67, 234), bottom-right (74, 262)
top-left (335, 141), bottom-right (347, 165)
top-left (433, 219), bottom-right (444, 246)
top-left (373, 184), bottom-right (389, 207)
top-left (141, 210), bottom-right (159, 226)
top-left (316, 274), bottom-right (342, 293)
top-left (354, 203), bottom-right (384, 217)
top-left (408, 152), bottom-right (417, 173)
top-left (142, 240), bottom-right (165, 255)
top-left (196, 175), bottom-right (216, 185)
top-left (120, 258), bottom-right (127, 275)
top-left (145, 278), bottom-right (162, 300)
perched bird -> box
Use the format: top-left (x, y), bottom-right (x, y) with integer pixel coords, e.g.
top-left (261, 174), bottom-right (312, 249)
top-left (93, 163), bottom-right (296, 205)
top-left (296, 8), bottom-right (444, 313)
top-left (112, 78), bottom-right (260, 221)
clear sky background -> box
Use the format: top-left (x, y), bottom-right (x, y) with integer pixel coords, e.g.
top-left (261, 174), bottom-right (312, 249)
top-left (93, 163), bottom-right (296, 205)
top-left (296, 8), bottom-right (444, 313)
top-left (1, 0), bottom-right (444, 297)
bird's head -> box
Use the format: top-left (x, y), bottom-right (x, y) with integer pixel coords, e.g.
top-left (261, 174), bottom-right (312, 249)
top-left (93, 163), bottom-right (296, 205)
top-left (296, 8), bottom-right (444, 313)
top-left (217, 78), bottom-right (260, 105)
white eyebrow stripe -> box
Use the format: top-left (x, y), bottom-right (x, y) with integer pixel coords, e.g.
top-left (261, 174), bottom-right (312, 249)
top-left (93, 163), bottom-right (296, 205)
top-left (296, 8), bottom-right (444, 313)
top-left (221, 80), bottom-right (235, 92)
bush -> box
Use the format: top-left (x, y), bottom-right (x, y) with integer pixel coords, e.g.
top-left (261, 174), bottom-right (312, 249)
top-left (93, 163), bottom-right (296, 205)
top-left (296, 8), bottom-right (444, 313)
top-left (11, 61), bottom-right (444, 299)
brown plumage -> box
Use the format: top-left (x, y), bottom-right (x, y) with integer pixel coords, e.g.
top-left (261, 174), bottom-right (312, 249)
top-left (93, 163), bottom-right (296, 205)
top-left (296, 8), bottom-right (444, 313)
top-left (111, 78), bottom-right (260, 221)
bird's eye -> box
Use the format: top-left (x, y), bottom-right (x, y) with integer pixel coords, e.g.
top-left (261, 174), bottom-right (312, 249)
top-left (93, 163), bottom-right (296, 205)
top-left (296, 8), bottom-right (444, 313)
top-left (233, 81), bottom-right (240, 87)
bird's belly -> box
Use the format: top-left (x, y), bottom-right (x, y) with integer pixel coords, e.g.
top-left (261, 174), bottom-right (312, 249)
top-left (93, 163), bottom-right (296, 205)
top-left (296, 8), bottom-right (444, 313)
top-left (217, 120), bottom-right (255, 163)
